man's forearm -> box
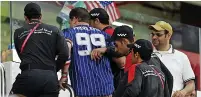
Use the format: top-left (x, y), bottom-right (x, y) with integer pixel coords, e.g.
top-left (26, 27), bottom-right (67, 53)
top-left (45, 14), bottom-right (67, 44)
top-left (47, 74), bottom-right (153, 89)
top-left (61, 40), bottom-right (72, 76)
top-left (182, 80), bottom-right (195, 95)
top-left (105, 46), bottom-right (124, 58)
top-left (61, 61), bottom-right (70, 76)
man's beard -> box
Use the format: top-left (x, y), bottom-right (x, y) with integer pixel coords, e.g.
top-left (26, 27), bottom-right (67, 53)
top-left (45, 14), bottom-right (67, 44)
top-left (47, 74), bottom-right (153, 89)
top-left (124, 48), bottom-right (132, 56)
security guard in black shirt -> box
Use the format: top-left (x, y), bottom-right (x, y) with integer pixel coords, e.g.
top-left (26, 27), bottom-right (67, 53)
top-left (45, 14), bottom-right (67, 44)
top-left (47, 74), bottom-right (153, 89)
top-left (10, 3), bottom-right (69, 97)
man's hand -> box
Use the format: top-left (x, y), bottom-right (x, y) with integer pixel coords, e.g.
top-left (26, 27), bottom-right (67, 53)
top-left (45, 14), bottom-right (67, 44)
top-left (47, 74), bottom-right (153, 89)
top-left (91, 48), bottom-right (107, 61)
top-left (59, 76), bottom-right (68, 91)
top-left (172, 90), bottom-right (187, 97)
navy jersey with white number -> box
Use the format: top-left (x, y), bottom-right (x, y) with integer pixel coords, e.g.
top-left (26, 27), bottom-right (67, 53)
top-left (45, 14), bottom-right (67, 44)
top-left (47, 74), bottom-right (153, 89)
top-left (63, 25), bottom-right (114, 96)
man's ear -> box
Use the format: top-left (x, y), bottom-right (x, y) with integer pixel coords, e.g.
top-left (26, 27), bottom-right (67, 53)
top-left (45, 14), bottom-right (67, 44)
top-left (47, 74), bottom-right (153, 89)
top-left (166, 33), bottom-right (172, 40)
top-left (24, 16), bottom-right (29, 23)
top-left (73, 17), bottom-right (78, 24)
top-left (122, 38), bottom-right (130, 44)
top-left (120, 38), bottom-right (126, 44)
top-left (135, 52), bottom-right (140, 58)
top-left (133, 36), bottom-right (136, 42)
top-left (39, 15), bottom-right (42, 20)
top-left (94, 18), bottom-right (100, 24)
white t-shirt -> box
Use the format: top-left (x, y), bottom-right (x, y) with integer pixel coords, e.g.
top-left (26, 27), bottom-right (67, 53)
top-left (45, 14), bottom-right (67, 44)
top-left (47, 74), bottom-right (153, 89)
top-left (153, 45), bottom-right (195, 93)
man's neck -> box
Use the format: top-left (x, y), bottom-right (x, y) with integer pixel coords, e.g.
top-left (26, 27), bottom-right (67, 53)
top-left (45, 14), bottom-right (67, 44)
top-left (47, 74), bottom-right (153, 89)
top-left (99, 24), bottom-right (110, 30)
top-left (134, 58), bottom-right (143, 64)
top-left (76, 22), bottom-right (89, 26)
top-left (156, 44), bottom-right (171, 51)
top-left (27, 19), bottom-right (40, 23)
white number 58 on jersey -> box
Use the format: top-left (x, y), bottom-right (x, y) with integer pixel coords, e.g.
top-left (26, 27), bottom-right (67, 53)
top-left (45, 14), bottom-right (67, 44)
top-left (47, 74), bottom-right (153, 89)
top-left (76, 33), bottom-right (106, 56)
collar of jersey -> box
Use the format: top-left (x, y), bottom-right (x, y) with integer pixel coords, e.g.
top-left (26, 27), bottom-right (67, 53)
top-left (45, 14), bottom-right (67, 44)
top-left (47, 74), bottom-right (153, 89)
top-left (153, 44), bottom-right (173, 54)
top-left (75, 24), bottom-right (89, 27)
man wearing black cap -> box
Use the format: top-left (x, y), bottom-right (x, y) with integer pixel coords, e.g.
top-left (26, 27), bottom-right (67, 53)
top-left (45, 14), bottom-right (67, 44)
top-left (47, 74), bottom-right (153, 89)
top-left (89, 8), bottom-right (114, 36)
top-left (89, 8), bottom-right (125, 90)
top-left (91, 25), bottom-right (135, 73)
top-left (113, 39), bottom-right (170, 97)
top-left (11, 3), bottom-right (69, 97)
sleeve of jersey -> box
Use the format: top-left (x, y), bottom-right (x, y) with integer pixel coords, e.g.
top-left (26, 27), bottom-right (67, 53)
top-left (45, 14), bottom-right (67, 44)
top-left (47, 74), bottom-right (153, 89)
top-left (63, 29), bottom-right (74, 42)
top-left (105, 34), bottom-right (114, 47)
top-left (62, 29), bottom-right (73, 65)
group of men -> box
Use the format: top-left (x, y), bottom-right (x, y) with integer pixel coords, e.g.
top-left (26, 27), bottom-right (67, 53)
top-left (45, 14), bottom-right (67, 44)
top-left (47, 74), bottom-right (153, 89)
top-left (10, 2), bottom-right (196, 97)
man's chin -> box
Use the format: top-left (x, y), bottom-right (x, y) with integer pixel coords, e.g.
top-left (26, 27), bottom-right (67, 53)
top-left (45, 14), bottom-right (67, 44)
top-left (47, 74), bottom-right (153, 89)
top-left (152, 43), bottom-right (159, 47)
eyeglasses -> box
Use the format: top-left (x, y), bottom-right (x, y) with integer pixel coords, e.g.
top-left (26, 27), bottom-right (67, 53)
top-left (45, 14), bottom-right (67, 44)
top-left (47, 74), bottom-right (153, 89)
top-left (150, 33), bottom-right (165, 37)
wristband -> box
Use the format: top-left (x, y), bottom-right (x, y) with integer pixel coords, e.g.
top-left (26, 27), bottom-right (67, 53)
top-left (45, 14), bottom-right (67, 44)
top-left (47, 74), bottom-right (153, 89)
top-left (62, 73), bottom-right (67, 77)
top-left (65, 61), bottom-right (70, 66)
top-left (62, 72), bottom-right (67, 74)
top-left (61, 76), bottom-right (67, 78)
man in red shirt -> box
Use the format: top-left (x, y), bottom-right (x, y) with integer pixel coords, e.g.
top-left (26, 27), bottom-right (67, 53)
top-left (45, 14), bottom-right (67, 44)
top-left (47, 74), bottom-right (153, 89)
top-left (89, 8), bottom-right (114, 35)
top-left (89, 8), bottom-right (126, 90)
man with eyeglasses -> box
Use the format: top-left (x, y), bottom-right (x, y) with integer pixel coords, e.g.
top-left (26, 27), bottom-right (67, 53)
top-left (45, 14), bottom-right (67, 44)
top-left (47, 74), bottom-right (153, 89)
top-left (149, 21), bottom-right (195, 97)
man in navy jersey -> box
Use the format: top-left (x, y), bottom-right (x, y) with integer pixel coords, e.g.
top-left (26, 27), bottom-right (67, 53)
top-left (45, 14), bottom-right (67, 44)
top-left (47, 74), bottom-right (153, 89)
top-left (61, 7), bottom-right (114, 97)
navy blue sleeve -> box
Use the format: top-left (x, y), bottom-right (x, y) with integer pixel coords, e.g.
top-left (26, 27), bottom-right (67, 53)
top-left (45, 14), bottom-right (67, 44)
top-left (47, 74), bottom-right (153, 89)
top-left (63, 28), bottom-right (74, 42)
top-left (105, 33), bottom-right (114, 47)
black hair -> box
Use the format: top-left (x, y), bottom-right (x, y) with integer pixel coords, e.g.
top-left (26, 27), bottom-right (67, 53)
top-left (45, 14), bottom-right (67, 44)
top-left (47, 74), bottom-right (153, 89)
top-left (117, 38), bottom-right (134, 43)
top-left (92, 18), bottom-right (109, 25)
top-left (69, 7), bottom-right (90, 23)
top-left (24, 2), bottom-right (41, 20)
top-left (133, 49), bottom-right (152, 61)
top-left (25, 14), bottom-right (41, 20)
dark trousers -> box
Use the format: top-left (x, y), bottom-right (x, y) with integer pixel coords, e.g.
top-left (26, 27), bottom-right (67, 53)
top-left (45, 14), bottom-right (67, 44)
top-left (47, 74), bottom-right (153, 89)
top-left (11, 69), bottom-right (59, 97)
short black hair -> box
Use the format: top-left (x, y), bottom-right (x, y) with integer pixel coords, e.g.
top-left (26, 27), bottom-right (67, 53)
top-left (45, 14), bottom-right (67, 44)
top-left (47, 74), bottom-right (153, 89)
top-left (133, 49), bottom-right (152, 61)
top-left (69, 7), bottom-right (90, 23)
top-left (25, 14), bottom-right (41, 20)
top-left (116, 38), bottom-right (134, 43)
top-left (24, 3), bottom-right (41, 20)
top-left (89, 8), bottom-right (109, 25)
top-left (93, 18), bottom-right (109, 25)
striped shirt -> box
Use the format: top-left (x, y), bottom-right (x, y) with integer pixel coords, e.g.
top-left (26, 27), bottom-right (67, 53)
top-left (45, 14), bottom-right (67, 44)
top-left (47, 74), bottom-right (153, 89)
top-left (63, 25), bottom-right (114, 96)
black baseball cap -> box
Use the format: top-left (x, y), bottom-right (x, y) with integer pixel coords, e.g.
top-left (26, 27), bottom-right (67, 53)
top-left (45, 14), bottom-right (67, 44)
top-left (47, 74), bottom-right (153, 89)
top-left (24, 2), bottom-right (41, 16)
top-left (127, 39), bottom-right (153, 60)
top-left (110, 25), bottom-right (135, 42)
top-left (89, 8), bottom-right (109, 20)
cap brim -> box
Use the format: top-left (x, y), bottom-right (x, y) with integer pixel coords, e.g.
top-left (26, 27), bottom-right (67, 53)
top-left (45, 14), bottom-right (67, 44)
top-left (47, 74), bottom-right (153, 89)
top-left (149, 25), bottom-right (165, 31)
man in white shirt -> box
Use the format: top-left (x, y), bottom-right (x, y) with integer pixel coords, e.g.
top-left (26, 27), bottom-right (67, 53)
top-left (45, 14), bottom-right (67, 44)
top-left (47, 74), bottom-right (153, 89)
top-left (149, 21), bottom-right (195, 97)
